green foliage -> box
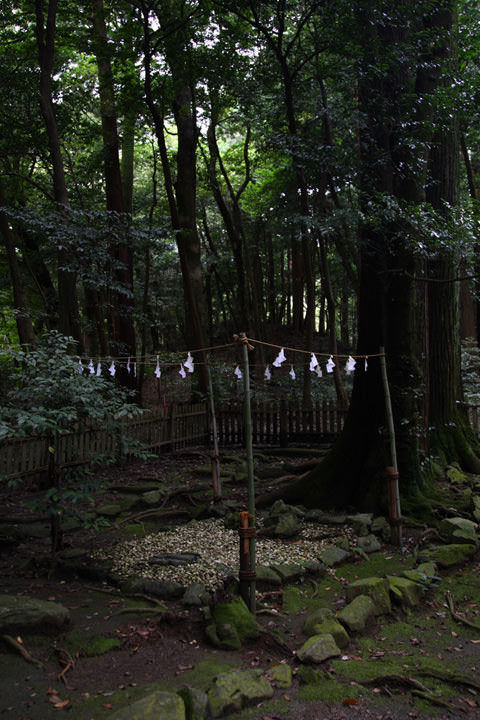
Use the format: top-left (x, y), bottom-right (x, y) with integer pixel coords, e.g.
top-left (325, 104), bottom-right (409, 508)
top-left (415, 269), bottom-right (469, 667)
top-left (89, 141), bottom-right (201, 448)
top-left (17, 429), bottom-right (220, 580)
top-left (0, 330), bottom-right (142, 440)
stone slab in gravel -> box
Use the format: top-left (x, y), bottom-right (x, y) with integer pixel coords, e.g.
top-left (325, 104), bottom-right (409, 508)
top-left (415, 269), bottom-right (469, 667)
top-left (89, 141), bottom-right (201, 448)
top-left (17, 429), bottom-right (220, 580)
top-left (337, 594), bottom-right (375, 633)
top-left (207, 669), bottom-right (274, 718)
top-left (270, 563), bottom-right (305, 582)
top-left (107, 691), bottom-right (185, 720)
top-left (356, 534), bottom-right (382, 553)
top-left (296, 633), bottom-right (341, 664)
top-left (0, 594), bottom-right (70, 634)
top-left (346, 577), bottom-right (391, 615)
top-left (256, 565), bottom-right (283, 587)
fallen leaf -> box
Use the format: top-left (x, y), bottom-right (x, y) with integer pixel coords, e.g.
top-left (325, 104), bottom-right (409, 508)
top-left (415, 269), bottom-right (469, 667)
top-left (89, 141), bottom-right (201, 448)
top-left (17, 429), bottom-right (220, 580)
top-left (464, 699), bottom-right (477, 708)
top-left (48, 695), bottom-right (61, 705)
top-left (343, 698), bottom-right (359, 705)
top-left (53, 699), bottom-right (70, 709)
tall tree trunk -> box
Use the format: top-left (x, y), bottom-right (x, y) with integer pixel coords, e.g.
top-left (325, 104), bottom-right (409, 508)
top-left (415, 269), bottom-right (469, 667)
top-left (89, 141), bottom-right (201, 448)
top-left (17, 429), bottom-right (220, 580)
top-left (0, 182), bottom-right (36, 346)
top-left (34, 0), bottom-right (82, 346)
top-left (91, 0), bottom-right (136, 378)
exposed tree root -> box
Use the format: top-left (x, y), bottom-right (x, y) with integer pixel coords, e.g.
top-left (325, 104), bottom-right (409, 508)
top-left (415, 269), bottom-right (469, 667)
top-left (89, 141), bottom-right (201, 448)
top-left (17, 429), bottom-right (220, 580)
top-left (1, 634), bottom-right (43, 669)
top-left (446, 590), bottom-right (480, 632)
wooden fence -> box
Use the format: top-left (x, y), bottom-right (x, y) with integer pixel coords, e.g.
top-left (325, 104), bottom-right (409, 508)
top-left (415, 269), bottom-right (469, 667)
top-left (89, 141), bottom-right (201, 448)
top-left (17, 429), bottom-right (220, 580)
top-left (2, 400), bottom-right (480, 482)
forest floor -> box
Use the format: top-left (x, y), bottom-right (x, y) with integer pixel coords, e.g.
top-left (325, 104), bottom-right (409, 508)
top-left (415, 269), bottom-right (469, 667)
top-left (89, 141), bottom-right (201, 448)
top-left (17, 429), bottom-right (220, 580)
top-left (2, 449), bottom-right (480, 720)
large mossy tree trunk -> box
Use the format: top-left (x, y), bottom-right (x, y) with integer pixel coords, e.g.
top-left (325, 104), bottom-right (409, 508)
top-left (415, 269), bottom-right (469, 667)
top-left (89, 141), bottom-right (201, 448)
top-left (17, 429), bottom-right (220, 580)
top-left (425, 1), bottom-right (480, 473)
top-left (283, 0), bottom-right (441, 513)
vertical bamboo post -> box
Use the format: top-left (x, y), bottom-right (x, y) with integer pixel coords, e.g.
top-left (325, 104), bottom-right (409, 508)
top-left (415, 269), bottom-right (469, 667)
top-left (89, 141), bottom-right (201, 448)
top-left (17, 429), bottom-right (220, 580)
top-left (379, 347), bottom-right (402, 545)
top-left (206, 362), bottom-right (221, 501)
top-left (241, 333), bottom-right (256, 614)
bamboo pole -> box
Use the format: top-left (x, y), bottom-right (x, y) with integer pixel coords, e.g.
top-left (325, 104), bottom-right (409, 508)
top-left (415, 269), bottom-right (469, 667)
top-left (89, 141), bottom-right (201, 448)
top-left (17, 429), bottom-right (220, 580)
top-left (379, 346), bottom-right (402, 545)
top-left (206, 363), bottom-right (221, 500)
top-left (241, 333), bottom-right (256, 614)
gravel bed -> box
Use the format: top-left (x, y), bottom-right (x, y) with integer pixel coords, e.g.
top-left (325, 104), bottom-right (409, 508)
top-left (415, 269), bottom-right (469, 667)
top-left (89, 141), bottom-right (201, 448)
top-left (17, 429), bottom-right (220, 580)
top-left (95, 518), bottom-right (355, 590)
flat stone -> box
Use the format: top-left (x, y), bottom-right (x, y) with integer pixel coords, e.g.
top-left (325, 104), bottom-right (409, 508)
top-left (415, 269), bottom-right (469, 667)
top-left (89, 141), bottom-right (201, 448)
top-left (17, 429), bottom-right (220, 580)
top-left (269, 563), bottom-right (305, 582)
top-left (95, 503), bottom-right (122, 517)
top-left (440, 517), bottom-right (478, 546)
top-left (347, 513), bottom-right (373, 537)
top-left (418, 543), bottom-right (477, 568)
top-left (142, 490), bottom-right (163, 505)
top-left (318, 545), bottom-right (349, 567)
top-left (121, 577), bottom-right (184, 599)
top-left (149, 552), bottom-right (201, 566)
top-left (256, 565), bottom-right (282, 587)
top-left (0, 595), bottom-right (70, 634)
top-left (346, 577), bottom-right (391, 615)
top-left (338, 594), bottom-right (375, 633)
top-left (207, 669), bottom-right (273, 718)
top-left (297, 633), bottom-right (341, 664)
top-left (269, 663), bottom-right (292, 688)
top-left (387, 576), bottom-right (422, 607)
top-left (303, 615), bottom-right (349, 649)
top-left (357, 534), bottom-right (382, 553)
top-left (108, 691), bottom-right (185, 720)
top-left (181, 583), bottom-right (210, 607)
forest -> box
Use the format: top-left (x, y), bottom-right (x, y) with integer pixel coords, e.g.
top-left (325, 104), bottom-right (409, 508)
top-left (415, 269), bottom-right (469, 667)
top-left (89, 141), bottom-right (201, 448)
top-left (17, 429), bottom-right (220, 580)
top-left (2, 0), bottom-right (480, 515)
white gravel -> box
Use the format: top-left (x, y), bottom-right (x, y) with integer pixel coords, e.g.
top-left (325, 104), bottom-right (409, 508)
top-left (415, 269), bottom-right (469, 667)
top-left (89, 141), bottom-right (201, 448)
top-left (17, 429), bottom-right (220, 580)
top-left (95, 518), bottom-right (354, 590)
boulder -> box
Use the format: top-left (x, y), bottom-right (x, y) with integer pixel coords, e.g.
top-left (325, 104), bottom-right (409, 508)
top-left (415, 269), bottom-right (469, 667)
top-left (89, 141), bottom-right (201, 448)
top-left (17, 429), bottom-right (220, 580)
top-left (108, 691), bottom-right (185, 720)
top-left (177, 687), bottom-right (209, 720)
top-left (345, 577), bottom-right (391, 615)
top-left (262, 512), bottom-right (300, 538)
top-left (303, 607), bottom-right (334, 636)
top-left (417, 543), bottom-right (477, 568)
top-left (356, 534), bottom-right (382, 553)
top-left (141, 490), bottom-right (163, 506)
top-left (120, 577), bottom-right (184, 599)
top-left (207, 669), bottom-right (273, 718)
top-left (471, 495), bottom-right (480, 524)
top-left (387, 576), bottom-right (422, 607)
top-left (303, 615), bottom-right (349, 649)
top-left (318, 545), bottom-right (350, 567)
top-left (296, 633), bottom-right (341, 664)
top-left (347, 513), bottom-right (373, 537)
top-left (256, 565), bottom-right (282, 588)
top-left (439, 517), bottom-right (478, 546)
top-left (403, 562), bottom-right (438, 586)
top-left (268, 663), bottom-right (292, 689)
top-left (338, 594), bottom-right (375, 633)
top-left (371, 516), bottom-right (391, 541)
top-left (0, 595), bottom-right (70, 634)
top-left (181, 583), bottom-right (210, 608)
top-left (206, 596), bottom-right (260, 650)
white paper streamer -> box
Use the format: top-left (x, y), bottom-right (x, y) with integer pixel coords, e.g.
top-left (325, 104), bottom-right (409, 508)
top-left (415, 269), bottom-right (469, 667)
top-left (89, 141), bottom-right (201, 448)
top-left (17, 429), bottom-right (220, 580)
top-left (78, 359), bottom-right (84, 375)
top-left (289, 365), bottom-right (296, 380)
top-left (127, 357), bottom-right (131, 374)
top-left (272, 347), bottom-right (286, 367)
top-left (134, 362), bottom-right (137, 378)
top-left (108, 361), bottom-right (115, 376)
top-left (345, 356), bottom-right (356, 374)
top-left (234, 365), bottom-right (243, 379)
top-left (365, 357), bottom-right (368, 371)
top-left (315, 365), bottom-right (323, 377)
top-left (184, 352), bottom-right (194, 373)
top-left (326, 355), bottom-right (335, 373)
top-left (179, 364), bottom-right (186, 379)
top-left (96, 362), bottom-right (102, 377)
top-left (88, 359), bottom-right (95, 374)
top-left (309, 353), bottom-right (319, 372)
top-left (264, 364), bottom-right (271, 380)
top-left (154, 356), bottom-right (161, 379)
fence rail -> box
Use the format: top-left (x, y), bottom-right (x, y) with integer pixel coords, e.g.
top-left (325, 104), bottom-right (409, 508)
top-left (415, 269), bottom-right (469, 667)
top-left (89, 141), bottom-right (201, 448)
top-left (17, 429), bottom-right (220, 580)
top-left (2, 400), bottom-right (480, 482)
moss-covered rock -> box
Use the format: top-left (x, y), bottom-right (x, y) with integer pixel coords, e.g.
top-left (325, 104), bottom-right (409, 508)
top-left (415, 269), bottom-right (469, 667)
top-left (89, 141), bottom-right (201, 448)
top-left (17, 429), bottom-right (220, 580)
top-left (296, 633), bottom-right (341, 664)
top-left (177, 686), bottom-right (209, 720)
top-left (107, 691), bottom-right (185, 720)
top-left (345, 577), bottom-right (391, 615)
top-left (268, 663), bottom-right (292, 688)
top-left (356, 534), bottom-right (382, 553)
top-left (64, 629), bottom-right (122, 657)
top-left (439, 517), bottom-right (478, 546)
top-left (318, 545), bottom-right (349, 567)
top-left (418, 543), bottom-right (477, 568)
top-left (207, 669), bottom-right (273, 718)
top-left (303, 608), bottom-right (349, 648)
top-left (206, 596), bottom-right (260, 650)
top-left (303, 607), bottom-right (334, 636)
top-left (256, 565), bottom-right (282, 588)
top-left (387, 576), bottom-right (422, 607)
top-left (403, 561), bottom-right (438, 586)
top-left (0, 595), bottom-right (70, 634)
top-left (269, 563), bottom-right (304, 582)
top-left (337, 594), bottom-right (375, 633)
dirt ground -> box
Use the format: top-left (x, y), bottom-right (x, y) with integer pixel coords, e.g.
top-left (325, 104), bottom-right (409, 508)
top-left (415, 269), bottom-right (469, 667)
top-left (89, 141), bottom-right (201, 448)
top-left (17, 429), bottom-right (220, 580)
top-left (2, 449), bottom-right (480, 720)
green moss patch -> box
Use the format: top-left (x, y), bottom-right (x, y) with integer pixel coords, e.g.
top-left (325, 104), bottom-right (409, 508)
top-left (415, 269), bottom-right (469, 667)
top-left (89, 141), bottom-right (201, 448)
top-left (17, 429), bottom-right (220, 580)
top-left (180, 658), bottom-right (239, 691)
top-left (64, 629), bottom-right (122, 657)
